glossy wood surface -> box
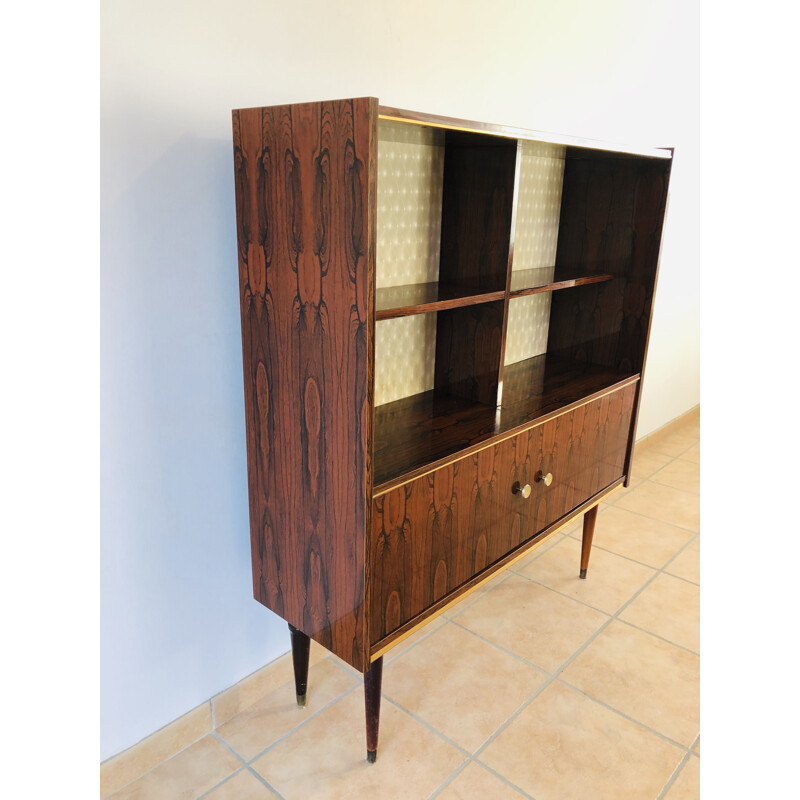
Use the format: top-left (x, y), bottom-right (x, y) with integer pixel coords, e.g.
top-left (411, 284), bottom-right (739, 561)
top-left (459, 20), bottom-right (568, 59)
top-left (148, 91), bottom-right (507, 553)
top-left (579, 505), bottom-right (598, 579)
top-left (433, 134), bottom-right (517, 406)
top-left (374, 281), bottom-right (503, 320)
top-left (548, 151), bottom-right (671, 374)
top-left (509, 267), bottom-right (613, 298)
top-left (233, 98), bottom-right (376, 671)
top-left (288, 624), bottom-right (311, 705)
top-left (370, 478), bottom-right (624, 658)
top-left (369, 383), bottom-right (636, 642)
top-left (373, 353), bottom-right (637, 491)
top-left (364, 656), bottom-right (383, 762)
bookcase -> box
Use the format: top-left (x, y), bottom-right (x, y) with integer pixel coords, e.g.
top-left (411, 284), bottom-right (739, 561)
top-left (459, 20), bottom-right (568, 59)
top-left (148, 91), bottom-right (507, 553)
top-left (232, 97), bottom-right (672, 762)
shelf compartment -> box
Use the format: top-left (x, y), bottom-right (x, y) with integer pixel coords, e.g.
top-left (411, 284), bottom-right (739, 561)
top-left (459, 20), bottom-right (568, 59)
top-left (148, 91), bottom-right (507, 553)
top-left (372, 352), bottom-right (638, 491)
top-left (375, 281), bottom-right (505, 321)
top-left (509, 268), bottom-right (613, 298)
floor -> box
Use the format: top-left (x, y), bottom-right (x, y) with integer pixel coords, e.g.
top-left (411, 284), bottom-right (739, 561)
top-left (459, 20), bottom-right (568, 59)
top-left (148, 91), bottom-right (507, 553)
top-left (106, 414), bottom-right (700, 799)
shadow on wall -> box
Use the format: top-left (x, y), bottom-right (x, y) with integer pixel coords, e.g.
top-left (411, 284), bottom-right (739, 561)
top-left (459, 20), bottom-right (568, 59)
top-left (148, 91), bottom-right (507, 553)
top-left (101, 134), bottom-right (283, 759)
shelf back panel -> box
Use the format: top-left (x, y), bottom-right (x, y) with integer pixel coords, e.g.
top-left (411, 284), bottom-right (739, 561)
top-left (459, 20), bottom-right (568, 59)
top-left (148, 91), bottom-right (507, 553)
top-left (374, 119), bottom-right (444, 406)
top-left (548, 150), bottom-right (671, 373)
top-left (376, 119), bottom-right (444, 288)
top-left (504, 141), bottom-right (566, 366)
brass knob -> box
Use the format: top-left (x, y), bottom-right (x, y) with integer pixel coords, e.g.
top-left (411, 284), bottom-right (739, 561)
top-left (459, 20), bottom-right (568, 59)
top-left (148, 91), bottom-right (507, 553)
top-left (535, 470), bottom-right (553, 487)
top-left (512, 481), bottom-right (532, 499)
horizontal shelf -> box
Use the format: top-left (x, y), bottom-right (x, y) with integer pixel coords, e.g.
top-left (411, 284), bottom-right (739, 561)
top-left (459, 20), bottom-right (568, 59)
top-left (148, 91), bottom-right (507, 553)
top-left (509, 268), bottom-right (613, 298)
top-left (376, 281), bottom-right (504, 321)
top-left (372, 353), bottom-right (638, 491)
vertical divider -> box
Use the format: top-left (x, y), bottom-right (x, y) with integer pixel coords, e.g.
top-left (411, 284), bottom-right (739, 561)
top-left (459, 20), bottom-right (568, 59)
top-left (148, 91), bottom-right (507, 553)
top-left (433, 132), bottom-right (518, 407)
top-left (496, 140), bottom-right (523, 407)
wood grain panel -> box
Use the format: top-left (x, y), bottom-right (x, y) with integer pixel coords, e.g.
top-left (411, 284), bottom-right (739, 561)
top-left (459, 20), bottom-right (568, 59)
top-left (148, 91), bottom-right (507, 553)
top-left (373, 353), bottom-right (636, 491)
top-left (433, 134), bottom-right (517, 405)
top-left (233, 98), bottom-right (376, 671)
top-left (369, 383), bottom-right (636, 642)
top-left (547, 151), bottom-right (671, 373)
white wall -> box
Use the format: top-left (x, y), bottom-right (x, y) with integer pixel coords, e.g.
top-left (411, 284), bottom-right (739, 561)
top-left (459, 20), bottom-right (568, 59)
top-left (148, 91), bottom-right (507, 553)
top-left (101, 0), bottom-right (699, 759)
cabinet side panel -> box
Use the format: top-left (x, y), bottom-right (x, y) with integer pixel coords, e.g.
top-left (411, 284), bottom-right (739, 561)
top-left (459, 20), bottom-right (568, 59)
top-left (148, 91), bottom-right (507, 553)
top-left (548, 153), bottom-right (671, 372)
top-left (233, 98), bottom-right (375, 671)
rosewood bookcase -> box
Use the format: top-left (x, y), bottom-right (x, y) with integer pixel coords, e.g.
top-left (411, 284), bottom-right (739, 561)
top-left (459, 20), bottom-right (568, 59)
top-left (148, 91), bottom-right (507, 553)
top-left (232, 97), bottom-right (671, 762)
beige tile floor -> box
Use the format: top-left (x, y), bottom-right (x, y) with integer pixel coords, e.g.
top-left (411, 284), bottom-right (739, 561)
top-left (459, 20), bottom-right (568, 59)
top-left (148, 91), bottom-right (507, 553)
top-left (105, 413), bottom-right (700, 800)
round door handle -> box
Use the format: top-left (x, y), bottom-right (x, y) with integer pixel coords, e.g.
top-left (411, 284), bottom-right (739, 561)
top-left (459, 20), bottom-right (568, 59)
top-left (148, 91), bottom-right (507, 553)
top-left (512, 481), bottom-right (532, 499)
top-left (535, 470), bottom-right (553, 487)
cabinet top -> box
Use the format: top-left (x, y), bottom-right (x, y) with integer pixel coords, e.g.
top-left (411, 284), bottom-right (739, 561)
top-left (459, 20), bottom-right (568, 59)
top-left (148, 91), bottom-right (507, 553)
top-left (232, 97), bottom-right (673, 160)
top-left (377, 104), bottom-right (673, 160)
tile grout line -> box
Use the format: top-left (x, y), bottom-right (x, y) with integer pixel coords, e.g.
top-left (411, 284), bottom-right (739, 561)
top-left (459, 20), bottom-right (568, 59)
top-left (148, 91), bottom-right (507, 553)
top-left (426, 758), bottom-right (473, 800)
top-left (510, 550), bottom-right (701, 656)
top-left (195, 732), bottom-right (288, 800)
top-left (245, 765), bottom-right (287, 800)
top-left (470, 758), bottom-right (538, 800)
top-left (153, 432), bottom-right (701, 798)
top-left (564, 533), bottom-right (699, 583)
top-left (103, 704), bottom-right (218, 800)
top-left (157, 523), bottom-right (696, 798)
top-left (382, 695), bottom-right (473, 757)
top-left (554, 677), bottom-right (693, 752)
top-left (612, 616), bottom-right (700, 657)
top-left (604, 480), bottom-right (700, 532)
top-left (465, 530), bottom-right (701, 766)
top-left (447, 617), bottom-right (554, 677)
top-left (241, 683), bottom-right (361, 767)
top-left (106, 430), bottom-right (700, 799)
top-left (605, 436), bottom-right (698, 508)
top-left (211, 730), bottom-right (249, 767)
top-left (656, 732), bottom-right (700, 799)
top-left (420, 516), bottom-right (700, 793)
top-left (100, 433), bottom-right (696, 795)
top-left (194, 764), bottom-right (248, 800)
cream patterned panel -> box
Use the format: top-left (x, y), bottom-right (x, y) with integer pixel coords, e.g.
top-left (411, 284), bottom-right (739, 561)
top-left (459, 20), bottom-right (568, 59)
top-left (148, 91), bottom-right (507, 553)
top-left (375, 120), bottom-right (445, 406)
top-left (376, 120), bottom-right (444, 288)
top-left (505, 141), bottom-right (566, 366)
top-left (374, 313), bottom-right (437, 406)
top-left (504, 294), bottom-right (552, 366)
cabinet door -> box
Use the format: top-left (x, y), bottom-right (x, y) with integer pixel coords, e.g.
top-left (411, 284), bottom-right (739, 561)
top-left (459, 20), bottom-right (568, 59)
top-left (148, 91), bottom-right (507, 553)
top-left (520, 381), bottom-right (637, 534)
top-left (369, 383), bottom-right (636, 644)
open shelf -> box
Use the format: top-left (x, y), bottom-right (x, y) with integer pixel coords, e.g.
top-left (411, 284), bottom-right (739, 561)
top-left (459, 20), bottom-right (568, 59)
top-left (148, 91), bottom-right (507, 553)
top-left (375, 281), bottom-right (504, 321)
top-left (375, 271), bottom-right (613, 321)
top-left (372, 352), bottom-right (638, 491)
top-left (509, 268), bottom-right (613, 298)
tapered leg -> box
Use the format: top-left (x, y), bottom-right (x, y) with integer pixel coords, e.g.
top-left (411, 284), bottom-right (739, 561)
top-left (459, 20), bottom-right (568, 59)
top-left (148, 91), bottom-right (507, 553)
top-left (364, 656), bottom-right (384, 763)
top-left (580, 504), bottom-right (599, 579)
top-left (288, 624), bottom-right (311, 707)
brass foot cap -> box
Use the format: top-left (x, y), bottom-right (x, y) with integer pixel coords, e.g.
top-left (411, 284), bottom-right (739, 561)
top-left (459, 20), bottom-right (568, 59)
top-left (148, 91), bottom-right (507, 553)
top-left (579, 569), bottom-right (587, 579)
top-left (366, 749), bottom-right (377, 764)
top-left (296, 693), bottom-right (307, 707)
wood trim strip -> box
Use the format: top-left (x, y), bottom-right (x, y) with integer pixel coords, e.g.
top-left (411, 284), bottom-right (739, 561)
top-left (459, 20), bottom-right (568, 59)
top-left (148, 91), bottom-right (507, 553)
top-left (625, 155), bottom-right (675, 483)
top-left (372, 375), bottom-right (640, 497)
top-left (497, 141), bottom-right (524, 406)
top-left (375, 288), bottom-right (504, 320)
top-left (378, 106), bottom-right (672, 160)
top-left (369, 478), bottom-right (626, 660)
top-left (509, 273), bottom-right (613, 299)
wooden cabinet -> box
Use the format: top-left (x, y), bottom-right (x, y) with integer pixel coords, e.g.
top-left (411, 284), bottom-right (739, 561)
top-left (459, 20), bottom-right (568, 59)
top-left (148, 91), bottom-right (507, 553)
top-left (232, 97), bottom-right (671, 762)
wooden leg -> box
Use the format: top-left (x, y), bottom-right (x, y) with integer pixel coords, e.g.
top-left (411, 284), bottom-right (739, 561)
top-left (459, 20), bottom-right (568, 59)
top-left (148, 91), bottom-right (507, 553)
top-left (288, 624), bottom-right (311, 707)
top-left (364, 656), bottom-right (383, 763)
top-left (580, 504), bottom-right (598, 579)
